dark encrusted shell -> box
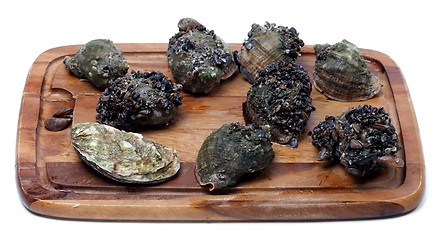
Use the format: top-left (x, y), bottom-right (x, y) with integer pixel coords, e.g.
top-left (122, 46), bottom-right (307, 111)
top-left (71, 122), bottom-right (180, 184)
top-left (96, 70), bottom-right (183, 130)
top-left (234, 22), bottom-right (304, 83)
top-left (167, 18), bottom-right (237, 94)
top-left (313, 39), bottom-right (381, 101)
top-left (243, 61), bottom-right (315, 148)
top-left (64, 39), bottom-right (129, 89)
top-left (195, 123), bottom-right (275, 191)
top-left (308, 105), bottom-right (404, 177)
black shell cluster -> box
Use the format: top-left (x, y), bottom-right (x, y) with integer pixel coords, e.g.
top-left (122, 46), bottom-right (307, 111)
top-left (96, 70), bottom-right (183, 131)
top-left (308, 105), bottom-right (402, 177)
top-left (243, 61), bottom-right (315, 148)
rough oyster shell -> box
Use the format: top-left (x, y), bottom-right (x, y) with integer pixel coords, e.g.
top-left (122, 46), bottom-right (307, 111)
top-left (71, 122), bottom-right (180, 184)
top-left (167, 18), bottom-right (237, 94)
top-left (234, 22), bottom-right (304, 83)
top-left (64, 39), bottom-right (129, 89)
top-left (313, 39), bottom-right (381, 101)
top-left (96, 70), bottom-right (183, 131)
top-left (195, 123), bottom-right (275, 191)
top-left (243, 61), bottom-right (315, 148)
top-left (308, 105), bottom-right (403, 177)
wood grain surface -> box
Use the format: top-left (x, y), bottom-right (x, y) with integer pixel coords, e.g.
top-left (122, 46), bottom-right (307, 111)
top-left (16, 43), bottom-right (424, 221)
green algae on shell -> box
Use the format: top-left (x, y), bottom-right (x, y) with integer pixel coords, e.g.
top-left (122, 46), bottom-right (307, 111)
top-left (167, 18), bottom-right (237, 94)
top-left (71, 122), bottom-right (180, 184)
top-left (195, 123), bottom-right (275, 191)
top-left (313, 39), bottom-right (381, 101)
top-left (96, 70), bottom-right (183, 131)
top-left (234, 22), bottom-right (304, 84)
top-left (64, 39), bottom-right (129, 89)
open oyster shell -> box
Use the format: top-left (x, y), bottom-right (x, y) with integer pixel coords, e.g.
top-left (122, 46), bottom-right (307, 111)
top-left (64, 39), bottom-right (129, 89)
top-left (308, 105), bottom-right (404, 177)
top-left (96, 70), bottom-right (183, 131)
top-left (313, 39), bottom-right (381, 101)
top-left (195, 123), bottom-right (275, 191)
top-left (234, 22), bottom-right (304, 83)
top-left (243, 61), bottom-right (315, 148)
top-left (167, 18), bottom-right (236, 94)
top-left (71, 122), bottom-right (180, 184)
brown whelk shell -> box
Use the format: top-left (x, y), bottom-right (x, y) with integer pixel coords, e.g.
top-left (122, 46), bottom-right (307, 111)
top-left (313, 39), bottom-right (381, 101)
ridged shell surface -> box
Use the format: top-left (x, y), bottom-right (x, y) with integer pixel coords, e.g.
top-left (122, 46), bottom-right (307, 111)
top-left (195, 123), bottom-right (275, 191)
top-left (234, 22), bottom-right (304, 83)
top-left (313, 40), bottom-right (381, 101)
top-left (71, 122), bottom-right (180, 184)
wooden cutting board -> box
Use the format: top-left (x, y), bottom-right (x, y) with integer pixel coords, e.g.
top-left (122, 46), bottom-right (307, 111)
top-left (16, 43), bottom-right (424, 221)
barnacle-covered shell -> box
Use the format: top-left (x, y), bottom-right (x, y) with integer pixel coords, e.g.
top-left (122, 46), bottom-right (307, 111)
top-left (64, 39), bottom-right (129, 89)
top-left (313, 39), bottom-right (381, 101)
top-left (234, 22), bottom-right (304, 83)
top-left (308, 105), bottom-right (404, 177)
top-left (71, 122), bottom-right (180, 184)
top-left (96, 70), bottom-right (183, 131)
top-left (195, 123), bottom-right (275, 191)
top-left (243, 61), bottom-right (315, 148)
top-left (167, 18), bottom-right (236, 94)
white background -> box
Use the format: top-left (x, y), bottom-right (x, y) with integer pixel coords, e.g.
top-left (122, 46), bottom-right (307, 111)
top-left (1, 0), bottom-right (441, 239)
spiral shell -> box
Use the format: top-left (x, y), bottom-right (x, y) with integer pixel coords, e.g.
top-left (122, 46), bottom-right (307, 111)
top-left (195, 123), bottom-right (274, 191)
top-left (64, 39), bottom-right (129, 89)
top-left (313, 40), bottom-right (381, 101)
top-left (234, 22), bottom-right (304, 83)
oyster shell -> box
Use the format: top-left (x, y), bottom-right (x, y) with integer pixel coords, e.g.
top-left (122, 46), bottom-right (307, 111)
top-left (64, 39), bottom-right (129, 89)
top-left (71, 122), bottom-right (180, 184)
top-left (308, 105), bottom-right (403, 177)
top-left (195, 123), bottom-right (275, 191)
top-left (167, 18), bottom-right (237, 94)
top-left (313, 39), bottom-right (381, 101)
top-left (96, 70), bottom-right (183, 131)
top-left (243, 61), bottom-right (315, 148)
top-left (234, 22), bottom-right (304, 83)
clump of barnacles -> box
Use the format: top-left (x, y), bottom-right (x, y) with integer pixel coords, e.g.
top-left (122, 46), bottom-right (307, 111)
top-left (243, 61), bottom-right (315, 148)
top-left (167, 18), bottom-right (236, 94)
top-left (96, 70), bottom-right (183, 131)
top-left (309, 105), bottom-right (404, 177)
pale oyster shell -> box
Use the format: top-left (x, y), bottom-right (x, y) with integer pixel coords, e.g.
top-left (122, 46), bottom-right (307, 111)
top-left (313, 39), bottom-right (381, 101)
top-left (234, 22), bottom-right (304, 83)
top-left (71, 122), bottom-right (180, 184)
